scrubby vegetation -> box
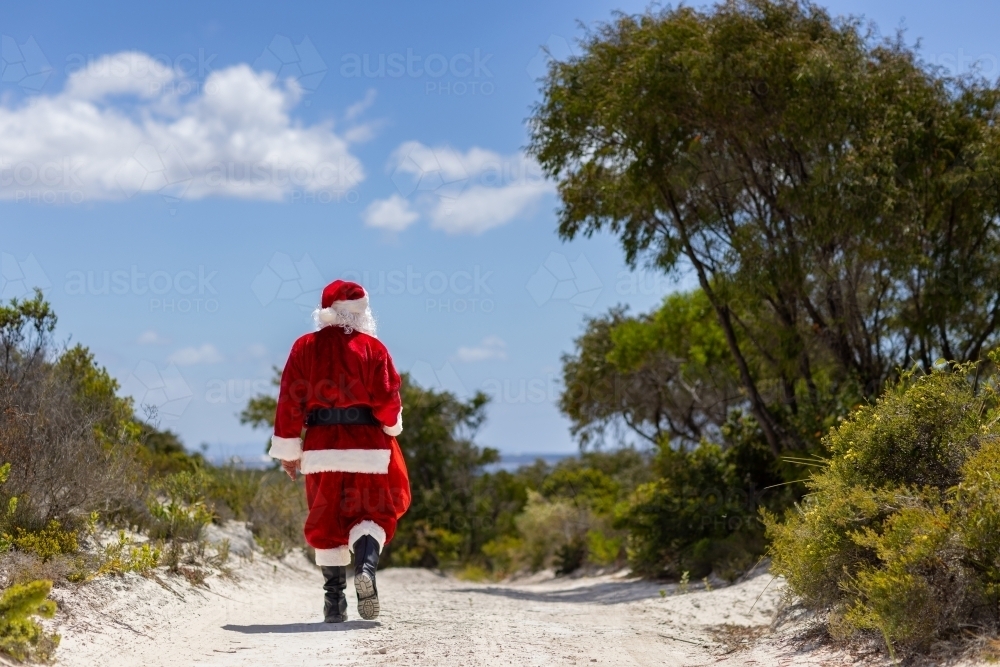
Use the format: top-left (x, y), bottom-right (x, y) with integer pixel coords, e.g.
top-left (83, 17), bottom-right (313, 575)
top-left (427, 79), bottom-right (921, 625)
top-left (0, 292), bottom-right (307, 662)
top-left (513, 0), bottom-right (1000, 659)
top-left (3, 2), bottom-right (1000, 661)
top-left (767, 360), bottom-right (1000, 656)
top-left (0, 580), bottom-right (59, 663)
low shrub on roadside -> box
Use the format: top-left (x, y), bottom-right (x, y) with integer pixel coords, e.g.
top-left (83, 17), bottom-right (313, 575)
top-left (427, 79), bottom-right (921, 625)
top-left (621, 414), bottom-right (783, 581)
top-left (146, 470), bottom-right (215, 541)
top-left (766, 360), bottom-right (1000, 656)
top-left (0, 579), bottom-right (59, 663)
top-left (480, 459), bottom-right (634, 576)
top-left (8, 521), bottom-right (79, 562)
top-left (97, 532), bottom-right (161, 577)
top-left (242, 474), bottom-right (308, 558)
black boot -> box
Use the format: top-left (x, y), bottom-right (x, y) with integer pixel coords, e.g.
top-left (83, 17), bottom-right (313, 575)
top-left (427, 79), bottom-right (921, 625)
top-left (321, 565), bottom-right (348, 623)
top-left (353, 535), bottom-right (380, 620)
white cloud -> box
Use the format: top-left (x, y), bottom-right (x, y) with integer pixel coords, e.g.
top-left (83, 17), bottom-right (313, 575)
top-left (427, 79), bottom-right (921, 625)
top-left (137, 329), bottom-right (169, 345)
top-left (0, 53), bottom-right (364, 202)
top-left (363, 193), bottom-right (419, 232)
top-left (345, 88), bottom-right (377, 121)
top-left (429, 180), bottom-right (552, 235)
top-left (454, 335), bottom-right (507, 363)
top-left (382, 142), bottom-right (554, 234)
top-left (167, 343), bottom-right (224, 366)
top-left (65, 52), bottom-right (175, 101)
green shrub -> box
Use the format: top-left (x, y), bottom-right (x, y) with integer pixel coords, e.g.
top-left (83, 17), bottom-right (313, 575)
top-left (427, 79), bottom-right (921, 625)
top-left (97, 532), bottom-right (161, 576)
top-left (620, 422), bottom-right (779, 579)
top-left (147, 470), bottom-right (214, 541)
top-left (8, 520), bottom-right (79, 561)
top-left (766, 362), bottom-right (1000, 654)
top-left (480, 490), bottom-right (620, 575)
top-left (204, 466), bottom-right (263, 521)
top-left (554, 536), bottom-right (587, 575)
top-left (244, 475), bottom-right (308, 558)
top-left (480, 535), bottom-right (524, 576)
top-left (0, 580), bottom-right (59, 663)
top-left (586, 529), bottom-right (623, 566)
top-left (389, 521), bottom-right (462, 568)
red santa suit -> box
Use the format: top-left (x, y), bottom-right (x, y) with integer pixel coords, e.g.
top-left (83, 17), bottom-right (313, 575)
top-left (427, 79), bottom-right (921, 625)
top-left (268, 280), bottom-right (411, 567)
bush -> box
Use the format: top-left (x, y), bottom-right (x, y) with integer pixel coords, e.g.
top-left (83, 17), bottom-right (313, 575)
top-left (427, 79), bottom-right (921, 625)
top-left (97, 532), bottom-right (161, 576)
top-left (389, 520), bottom-right (463, 568)
top-left (242, 474), bottom-right (308, 558)
top-left (766, 362), bottom-right (1000, 654)
top-left (9, 521), bottom-right (79, 561)
top-left (621, 414), bottom-right (783, 580)
top-left (147, 470), bottom-right (215, 541)
top-left (0, 579), bottom-right (59, 663)
top-left (0, 293), bottom-right (143, 535)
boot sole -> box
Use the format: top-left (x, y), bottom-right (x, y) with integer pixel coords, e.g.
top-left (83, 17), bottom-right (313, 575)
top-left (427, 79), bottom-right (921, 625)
top-left (354, 573), bottom-right (380, 620)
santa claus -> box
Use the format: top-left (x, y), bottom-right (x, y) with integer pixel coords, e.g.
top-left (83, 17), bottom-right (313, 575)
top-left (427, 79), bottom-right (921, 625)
top-left (268, 279), bottom-right (411, 622)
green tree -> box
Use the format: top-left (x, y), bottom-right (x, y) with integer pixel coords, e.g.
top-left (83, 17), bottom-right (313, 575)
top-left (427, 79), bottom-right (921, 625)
top-left (388, 376), bottom-right (499, 567)
top-left (529, 0), bottom-right (1000, 454)
top-left (238, 366), bottom-right (281, 432)
top-left (561, 290), bottom-right (741, 449)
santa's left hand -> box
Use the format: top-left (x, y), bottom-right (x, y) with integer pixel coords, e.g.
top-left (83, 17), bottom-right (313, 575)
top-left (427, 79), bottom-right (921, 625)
top-left (281, 459), bottom-right (300, 480)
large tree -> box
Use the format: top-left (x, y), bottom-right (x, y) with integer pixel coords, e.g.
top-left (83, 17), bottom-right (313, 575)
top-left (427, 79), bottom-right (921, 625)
top-left (529, 0), bottom-right (1000, 454)
top-left (560, 290), bottom-right (742, 449)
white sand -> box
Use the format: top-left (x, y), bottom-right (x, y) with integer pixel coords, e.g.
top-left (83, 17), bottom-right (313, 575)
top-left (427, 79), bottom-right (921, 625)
top-left (46, 549), bottom-right (873, 667)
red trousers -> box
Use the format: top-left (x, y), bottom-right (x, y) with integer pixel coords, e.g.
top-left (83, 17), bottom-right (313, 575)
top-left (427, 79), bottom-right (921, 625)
top-left (303, 437), bottom-right (411, 566)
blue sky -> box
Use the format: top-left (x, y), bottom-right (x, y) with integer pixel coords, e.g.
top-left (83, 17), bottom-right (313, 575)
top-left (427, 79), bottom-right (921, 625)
top-left (2, 0), bottom-right (998, 462)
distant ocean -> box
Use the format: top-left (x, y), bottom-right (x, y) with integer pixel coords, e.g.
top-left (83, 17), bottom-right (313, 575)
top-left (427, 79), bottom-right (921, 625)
top-left (483, 452), bottom-right (574, 473)
top-left (205, 446), bottom-right (574, 472)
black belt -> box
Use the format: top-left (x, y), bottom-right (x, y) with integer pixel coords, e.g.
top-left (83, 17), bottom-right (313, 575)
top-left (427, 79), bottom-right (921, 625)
top-left (306, 406), bottom-right (378, 427)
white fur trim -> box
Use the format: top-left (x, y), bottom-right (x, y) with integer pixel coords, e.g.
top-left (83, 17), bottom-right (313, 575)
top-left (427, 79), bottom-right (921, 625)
top-left (268, 435), bottom-right (302, 461)
top-left (311, 303), bottom-right (377, 337)
top-left (299, 448), bottom-right (391, 474)
top-left (349, 520), bottom-right (386, 553)
top-left (331, 295), bottom-right (368, 313)
top-left (382, 409), bottom-right (403, 437)
top-left (314, 545), bottom-right (351, 566)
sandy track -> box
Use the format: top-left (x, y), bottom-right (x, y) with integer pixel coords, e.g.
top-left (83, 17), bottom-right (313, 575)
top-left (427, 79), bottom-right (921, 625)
top-left (49, 553), bottom-right (847, 666)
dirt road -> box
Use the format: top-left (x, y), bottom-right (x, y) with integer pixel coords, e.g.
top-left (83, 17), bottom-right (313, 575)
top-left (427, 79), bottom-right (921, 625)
top-left (50, 552), bottom-right (842, 666)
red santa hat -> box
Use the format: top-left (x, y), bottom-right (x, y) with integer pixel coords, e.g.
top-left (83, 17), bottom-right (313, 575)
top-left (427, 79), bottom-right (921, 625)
top-left (321, 280), bottom-right (368, 312)
top-left (313, 280), bottom-right (377, 335)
